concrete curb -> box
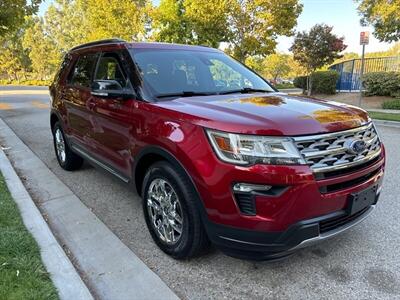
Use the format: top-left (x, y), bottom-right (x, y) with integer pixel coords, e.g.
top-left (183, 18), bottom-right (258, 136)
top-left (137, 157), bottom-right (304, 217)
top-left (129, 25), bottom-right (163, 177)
top-left (0, 117), bottom-right (179, 300)
top-left (368, 108), bottom-right (400, 114)
top-left (0, 90), bottom-right (49, 96)
top-left (0, 148), bottom-right (93, 300)
top-left (373, 119), bottom-right (400, 128)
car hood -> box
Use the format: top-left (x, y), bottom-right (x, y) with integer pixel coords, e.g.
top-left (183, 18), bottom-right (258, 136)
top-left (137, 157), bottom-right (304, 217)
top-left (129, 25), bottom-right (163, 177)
top-left (155, 93), bottom-right (370, 136)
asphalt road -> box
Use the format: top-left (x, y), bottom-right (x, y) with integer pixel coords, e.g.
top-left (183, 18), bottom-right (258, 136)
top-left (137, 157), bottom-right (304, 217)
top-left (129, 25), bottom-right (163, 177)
top-left (1, 86), bottom-right (400, 300)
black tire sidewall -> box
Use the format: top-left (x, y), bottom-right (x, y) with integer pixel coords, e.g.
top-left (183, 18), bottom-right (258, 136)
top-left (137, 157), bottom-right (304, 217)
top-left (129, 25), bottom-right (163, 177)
top-left (52, 121), bottom-right (83, 170)
top-left (52, 122), bottom-right (68, 168)
top-left (142, 162), bottom-right (200, 258)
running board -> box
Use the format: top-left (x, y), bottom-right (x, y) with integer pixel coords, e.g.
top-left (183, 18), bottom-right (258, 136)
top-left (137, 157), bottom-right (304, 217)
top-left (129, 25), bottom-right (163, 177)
top-left (71, 145), bottom-right (130, 183)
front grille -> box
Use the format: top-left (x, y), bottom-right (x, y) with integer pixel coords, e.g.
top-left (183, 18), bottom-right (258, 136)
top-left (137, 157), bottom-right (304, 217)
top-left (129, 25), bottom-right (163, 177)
top-left (319, 167), bottom-right (381, 193)
top-left (319, 207), bottom-right (370, 234)
top-left (294, 123), bottom-right (381, 173)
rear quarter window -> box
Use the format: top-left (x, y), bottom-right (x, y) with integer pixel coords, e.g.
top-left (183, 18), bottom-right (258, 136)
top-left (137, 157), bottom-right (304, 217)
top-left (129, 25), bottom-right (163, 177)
top-left (53, 54), bottom-right (72, 84)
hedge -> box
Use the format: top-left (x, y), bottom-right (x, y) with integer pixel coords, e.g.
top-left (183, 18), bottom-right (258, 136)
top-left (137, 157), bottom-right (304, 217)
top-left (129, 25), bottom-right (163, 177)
top-left (293, 76), bottom-right (307, 90)
top-left (310, 71), bottom-right (339, 94)
top-left (361, 72), bottom-right (400, 97)
top-left (0, 79), bottom-right (51, 86)
top-left (294, 71), bottom-right (339, 94)
top-left (382, 99), bottom-right (400, 110)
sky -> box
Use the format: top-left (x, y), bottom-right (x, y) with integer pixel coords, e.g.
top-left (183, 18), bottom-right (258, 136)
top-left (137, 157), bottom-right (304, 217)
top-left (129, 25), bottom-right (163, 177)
top-left (39, 0), bottom-right (395, 55)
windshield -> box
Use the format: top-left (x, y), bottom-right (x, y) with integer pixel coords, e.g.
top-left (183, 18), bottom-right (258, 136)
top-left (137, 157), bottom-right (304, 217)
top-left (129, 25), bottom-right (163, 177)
top-left (129, 48), bottom-right (275, 100)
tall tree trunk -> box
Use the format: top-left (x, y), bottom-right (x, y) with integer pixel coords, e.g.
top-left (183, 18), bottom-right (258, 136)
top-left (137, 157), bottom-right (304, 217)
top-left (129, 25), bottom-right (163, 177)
top-left (307, 74), bottom-right (312, 96)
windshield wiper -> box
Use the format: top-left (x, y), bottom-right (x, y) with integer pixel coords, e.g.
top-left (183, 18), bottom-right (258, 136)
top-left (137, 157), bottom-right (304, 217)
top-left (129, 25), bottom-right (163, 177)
top-left (219, 87), bottom-right (272, 95)
top-left (155, 91), bottom-right (216, 98)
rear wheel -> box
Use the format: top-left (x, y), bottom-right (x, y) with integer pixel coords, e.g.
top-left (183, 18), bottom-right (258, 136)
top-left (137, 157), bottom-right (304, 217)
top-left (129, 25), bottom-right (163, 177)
top-left (142, 161), bottom-right (209, 259)
top-left (52, 121), bottom-right (83, 171)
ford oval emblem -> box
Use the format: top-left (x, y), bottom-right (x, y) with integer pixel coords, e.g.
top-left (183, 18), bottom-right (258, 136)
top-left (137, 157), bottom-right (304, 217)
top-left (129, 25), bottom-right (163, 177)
top-left (345, 139), bottom-right (367, 155)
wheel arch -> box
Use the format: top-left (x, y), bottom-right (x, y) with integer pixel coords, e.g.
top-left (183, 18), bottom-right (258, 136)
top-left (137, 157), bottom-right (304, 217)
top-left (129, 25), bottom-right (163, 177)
top-left (134, 146), bottom-right (194, 196)
top-left (133, 146), bottom-right (209, 220)
top-left (50, 111), bottom-right (60, 130)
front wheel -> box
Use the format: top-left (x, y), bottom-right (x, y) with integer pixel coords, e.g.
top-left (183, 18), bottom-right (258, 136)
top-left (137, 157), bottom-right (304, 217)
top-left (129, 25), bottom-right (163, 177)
top-left (142, 161), bottom-right (209, 259)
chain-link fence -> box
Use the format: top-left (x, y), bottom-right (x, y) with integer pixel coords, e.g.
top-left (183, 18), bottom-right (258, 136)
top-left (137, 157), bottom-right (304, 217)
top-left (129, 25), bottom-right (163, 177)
top-left (329, 56), bottom-right (400, 91)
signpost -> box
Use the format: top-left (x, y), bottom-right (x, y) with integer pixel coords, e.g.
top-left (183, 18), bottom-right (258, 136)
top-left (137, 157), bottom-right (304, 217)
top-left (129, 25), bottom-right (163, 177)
top-left (359, 31), bottom-right (369, 107)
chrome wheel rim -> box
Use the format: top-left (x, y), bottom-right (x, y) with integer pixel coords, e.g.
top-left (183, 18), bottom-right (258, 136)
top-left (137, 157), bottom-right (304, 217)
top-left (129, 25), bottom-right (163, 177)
top-left (146, 178), bottom-right (183, 245)
top-left (55, 128), bottom-right (66, 163)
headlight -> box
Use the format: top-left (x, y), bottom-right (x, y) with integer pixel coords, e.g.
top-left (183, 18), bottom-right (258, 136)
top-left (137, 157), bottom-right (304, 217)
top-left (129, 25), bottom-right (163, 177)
top-left (206, 129), bottom-right (305, 166)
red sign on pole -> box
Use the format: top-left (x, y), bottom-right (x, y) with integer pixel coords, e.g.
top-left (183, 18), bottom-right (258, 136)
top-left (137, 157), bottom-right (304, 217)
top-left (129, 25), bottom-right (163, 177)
top-left (360, 31), bottom-right (370, 45)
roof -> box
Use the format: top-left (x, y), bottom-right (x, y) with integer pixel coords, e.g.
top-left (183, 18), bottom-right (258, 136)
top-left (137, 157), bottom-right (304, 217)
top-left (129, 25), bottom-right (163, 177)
top-left (126, 42), bottom-right (220, 52)
top-left (69, 39), bottom-right (221, 53)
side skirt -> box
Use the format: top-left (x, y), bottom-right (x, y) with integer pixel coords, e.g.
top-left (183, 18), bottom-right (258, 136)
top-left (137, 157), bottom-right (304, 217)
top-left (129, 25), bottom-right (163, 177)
top-left (71, 144), bottom-right (130, 184)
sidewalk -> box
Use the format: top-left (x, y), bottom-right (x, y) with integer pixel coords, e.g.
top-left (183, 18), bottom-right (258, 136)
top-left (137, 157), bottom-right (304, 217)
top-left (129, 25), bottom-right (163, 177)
top-left (0, 149), bottom-right (93, 300)
top-left (367, 108), bottom-right (400, 114)
top-left (0, 116), bottom-right (179, 300)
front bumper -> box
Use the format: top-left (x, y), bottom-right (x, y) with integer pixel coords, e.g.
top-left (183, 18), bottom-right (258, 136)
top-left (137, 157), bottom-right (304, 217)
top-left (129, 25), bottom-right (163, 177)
top-left (205, 202), bottom-right (377, 260)
top-left (193, 142), bottom-right (385, 260)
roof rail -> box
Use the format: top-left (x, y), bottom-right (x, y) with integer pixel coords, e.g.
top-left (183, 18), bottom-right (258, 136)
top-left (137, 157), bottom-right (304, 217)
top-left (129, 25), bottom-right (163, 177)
top-left (69, 38), bottom-right (127, 52)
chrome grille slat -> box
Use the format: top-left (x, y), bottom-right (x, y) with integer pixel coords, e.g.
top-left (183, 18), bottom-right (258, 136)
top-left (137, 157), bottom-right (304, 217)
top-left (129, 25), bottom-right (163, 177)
top-left (294, 123), bottom-right (381, 173)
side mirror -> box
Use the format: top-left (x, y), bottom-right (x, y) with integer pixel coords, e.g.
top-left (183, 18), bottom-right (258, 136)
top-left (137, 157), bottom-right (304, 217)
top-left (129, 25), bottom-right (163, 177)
top-left (91, 80), bottom-right (135, 99)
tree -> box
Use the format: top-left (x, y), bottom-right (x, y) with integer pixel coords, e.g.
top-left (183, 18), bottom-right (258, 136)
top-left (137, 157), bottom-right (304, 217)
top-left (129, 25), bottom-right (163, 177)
top-left (150, 0), bottom-right (230, 47)
top-left (228, 0), bottom-right (302, 62)
top-left (262, 53), bottom-right (292, 81)
top-left (22, 17), bottom-right (60, 80)
top-left (44, 0), bottom-right (148, 54)
top-left (287, 56), bottom-right (307, 78)
top-left (244, 56), bottom-right (264, 74)
top-left (332, 52), bottom-right (359, 65)
top-left (151, 0), bottom-right (302, 61)
top-left (290, 24), bottom-right (347, 95)
top-left (0, 0), bottom-right (41, 37)
top-left (0, 33), bottom-right (31, 81)
top-left (356, 0), bottom-right (400, 42)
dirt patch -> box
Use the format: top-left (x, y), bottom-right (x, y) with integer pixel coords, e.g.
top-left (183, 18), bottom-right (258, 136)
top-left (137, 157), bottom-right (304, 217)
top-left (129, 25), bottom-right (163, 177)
top-left (312, 93), bottom-right (394, 109)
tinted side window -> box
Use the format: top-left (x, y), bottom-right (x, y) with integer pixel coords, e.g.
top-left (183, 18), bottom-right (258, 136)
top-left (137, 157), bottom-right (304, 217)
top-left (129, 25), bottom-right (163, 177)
top-left (94, 53), bottom-right (126, 87)
top-left (54, 53), bottom-right (72, 83)
top-left (69, 54), bottom-right (98, 87)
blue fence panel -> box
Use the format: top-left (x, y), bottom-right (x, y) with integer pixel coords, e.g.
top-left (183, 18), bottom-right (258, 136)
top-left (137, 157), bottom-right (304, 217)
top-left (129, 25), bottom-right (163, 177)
top-left (329, 56), bottom-right (400, 92)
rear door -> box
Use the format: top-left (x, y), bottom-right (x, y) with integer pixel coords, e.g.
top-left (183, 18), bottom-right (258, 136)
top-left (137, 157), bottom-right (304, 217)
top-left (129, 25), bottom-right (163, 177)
top-left (86, 51), bottom-right (135, 178)
top-left (63, 53), bottom-right (98, 149)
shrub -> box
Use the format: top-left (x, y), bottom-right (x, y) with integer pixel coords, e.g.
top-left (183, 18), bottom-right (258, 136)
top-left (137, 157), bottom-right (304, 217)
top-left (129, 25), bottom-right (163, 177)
top-left (274, 82), bottom-right (295, 89)
top-left (361, 72), bottom-right (400, 97)
top-left (382, 99), bottom-right (400, 110)
top-left (0, 79), bottom-right (50, 86)
top-left (293, 76), bottom-right (307, 90)
top-left (294, 71), bottom-right (339, 94)
top-left (310, 70), bottom-right (339, 94)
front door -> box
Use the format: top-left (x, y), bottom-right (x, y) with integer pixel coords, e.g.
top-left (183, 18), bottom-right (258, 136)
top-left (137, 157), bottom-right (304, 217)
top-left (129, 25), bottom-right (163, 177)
top-left (87, 51), bottom-right (135, 178)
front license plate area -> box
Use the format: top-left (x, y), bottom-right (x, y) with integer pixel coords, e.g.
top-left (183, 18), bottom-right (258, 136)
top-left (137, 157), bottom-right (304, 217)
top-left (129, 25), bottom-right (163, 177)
top-left (347, 185), bottom-right (378, 215)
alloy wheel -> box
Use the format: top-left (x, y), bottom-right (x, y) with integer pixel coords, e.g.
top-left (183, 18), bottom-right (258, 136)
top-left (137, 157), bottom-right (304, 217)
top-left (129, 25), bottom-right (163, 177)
top-left (146, 178), bottom-right (183, 245)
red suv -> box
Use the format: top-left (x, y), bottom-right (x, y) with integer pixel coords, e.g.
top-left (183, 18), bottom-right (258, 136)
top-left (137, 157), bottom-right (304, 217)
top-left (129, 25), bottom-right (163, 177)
top-left (50, 39), bottom-right (385, 260)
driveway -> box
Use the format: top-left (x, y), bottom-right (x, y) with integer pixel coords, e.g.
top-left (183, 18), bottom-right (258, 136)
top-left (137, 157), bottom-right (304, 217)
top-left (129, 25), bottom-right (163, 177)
top-left (1, 86), bottom-right (399, 299)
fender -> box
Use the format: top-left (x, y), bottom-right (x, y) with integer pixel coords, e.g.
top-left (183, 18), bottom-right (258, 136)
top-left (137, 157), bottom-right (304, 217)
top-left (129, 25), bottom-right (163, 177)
top-left (133, 145), bottom-right (210, 223)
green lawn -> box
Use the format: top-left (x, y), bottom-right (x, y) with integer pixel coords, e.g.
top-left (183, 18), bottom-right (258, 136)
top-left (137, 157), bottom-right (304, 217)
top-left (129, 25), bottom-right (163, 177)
top-left (368, 111), bottom-right (400, 122)
top-left (0, 174), bottom-right (58, 300)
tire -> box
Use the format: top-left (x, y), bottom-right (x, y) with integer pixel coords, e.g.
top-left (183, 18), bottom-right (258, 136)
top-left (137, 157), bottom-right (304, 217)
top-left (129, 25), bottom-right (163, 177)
top-left (52, 121), bottom-right (83, 171)
top-left (142, 161), bottom-right (209, 259)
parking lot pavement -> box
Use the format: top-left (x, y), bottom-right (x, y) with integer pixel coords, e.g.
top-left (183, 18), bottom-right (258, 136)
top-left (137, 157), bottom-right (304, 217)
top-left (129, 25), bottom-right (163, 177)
top-left (1, 89), bottom-right (399, 299)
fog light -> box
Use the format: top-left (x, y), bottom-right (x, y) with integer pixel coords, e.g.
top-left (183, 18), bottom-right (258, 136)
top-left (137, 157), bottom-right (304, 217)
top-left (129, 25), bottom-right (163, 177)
top-left (233, 183), bottom-right (272, 193)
